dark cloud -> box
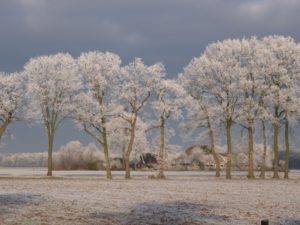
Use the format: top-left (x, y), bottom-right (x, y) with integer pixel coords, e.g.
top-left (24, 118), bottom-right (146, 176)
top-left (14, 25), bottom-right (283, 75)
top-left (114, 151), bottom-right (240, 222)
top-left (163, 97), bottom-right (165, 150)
top-left (1, 0), bottom-right (300, 74)
top-left (1, 0), bottom-right (300, 152)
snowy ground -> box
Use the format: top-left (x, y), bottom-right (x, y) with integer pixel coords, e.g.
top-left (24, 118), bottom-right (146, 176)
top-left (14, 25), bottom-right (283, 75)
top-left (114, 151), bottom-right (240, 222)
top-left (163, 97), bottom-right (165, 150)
top-left (0, 168), bottom-right (300, 225)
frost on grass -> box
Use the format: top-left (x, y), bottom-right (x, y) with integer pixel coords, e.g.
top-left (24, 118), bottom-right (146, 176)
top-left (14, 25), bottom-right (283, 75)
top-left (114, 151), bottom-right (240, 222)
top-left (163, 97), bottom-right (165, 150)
top-left (87, 201), bottom-right (228, 225)
top-left (0, 171), bottom-right (300, 225)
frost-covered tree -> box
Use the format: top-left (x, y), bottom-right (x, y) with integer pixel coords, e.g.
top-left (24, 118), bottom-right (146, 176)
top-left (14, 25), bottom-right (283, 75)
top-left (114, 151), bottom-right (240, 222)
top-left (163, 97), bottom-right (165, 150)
top-left (258, 36), bottom-right (300, 179)
top-left (0, 152), bottom-right (47, 167)
top-left (148, 79), bottom-right (186, 179)
top-left (179, 72), bottom-right (222, 177)
top-left (109, 115), bottom-right (149, 169)
top-left (0, 72), bottom-right (26, 142)
top-left (237, 37), bottom-right (271, 179)
top-left (118, 58), bottom-right (164, 178)
top-left (282, 96), bottom-right (300, 179)
top-left (25, 53), bottom-right (81, 176)
top-left (183, 39), bottom-right (244, 179)
top-left (74, 51), bottom-right (121, 179)
top-left (259, 118), bottom-right (271, 179)
top-left (236, 143), bottom-right (274, 171)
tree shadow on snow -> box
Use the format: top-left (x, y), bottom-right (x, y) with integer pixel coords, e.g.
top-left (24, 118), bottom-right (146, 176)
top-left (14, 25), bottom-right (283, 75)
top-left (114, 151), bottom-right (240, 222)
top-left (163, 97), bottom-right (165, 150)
top-left (88, 201), bottom-right (228, 225)
top-left (0, 193), bottom-right (43, 216)
top-left (280, 218), bottom-right (300, 225)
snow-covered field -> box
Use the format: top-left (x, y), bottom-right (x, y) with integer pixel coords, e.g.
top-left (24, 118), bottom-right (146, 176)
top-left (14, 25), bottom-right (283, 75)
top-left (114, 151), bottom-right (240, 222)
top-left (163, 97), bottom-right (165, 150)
top-left (0, 168), bottom-right (300, 225)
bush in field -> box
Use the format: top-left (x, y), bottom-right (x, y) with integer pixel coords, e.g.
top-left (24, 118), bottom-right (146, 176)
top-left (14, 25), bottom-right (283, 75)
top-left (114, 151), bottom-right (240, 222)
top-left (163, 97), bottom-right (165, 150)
top-left (86, 162), bottom-right (99, 170)
top-left (198, 161), bottom-right (205, 170)
top-left (53, 141), bottom-right (104, 170)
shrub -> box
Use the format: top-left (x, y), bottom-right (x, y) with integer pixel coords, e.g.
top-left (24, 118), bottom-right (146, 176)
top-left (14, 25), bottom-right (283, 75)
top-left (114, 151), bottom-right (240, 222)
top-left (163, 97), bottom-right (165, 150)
top-left (198, 161), bottom-right (205, 170)
top-left (86, 162), bottom-right (99, 170)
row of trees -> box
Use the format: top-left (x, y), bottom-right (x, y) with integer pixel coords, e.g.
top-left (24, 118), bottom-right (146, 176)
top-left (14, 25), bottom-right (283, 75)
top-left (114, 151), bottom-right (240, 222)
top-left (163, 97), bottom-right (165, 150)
top-left (180, 36), bottom-right (300, 179)
top-left (0, 35), bottom-right (299, 179)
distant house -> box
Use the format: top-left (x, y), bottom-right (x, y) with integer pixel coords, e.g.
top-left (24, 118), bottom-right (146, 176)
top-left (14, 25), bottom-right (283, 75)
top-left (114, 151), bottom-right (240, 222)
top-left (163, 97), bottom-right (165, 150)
top-left (200, 154), bottom-right (227, 170)
top-left (171, 145), bottom-right (227, 171)
top-left (171, 155), bottom-right (194, 170)
top-left (110, 157), bottom-right (124, 170)
top-left (136, 153), bottom-right (158, 169)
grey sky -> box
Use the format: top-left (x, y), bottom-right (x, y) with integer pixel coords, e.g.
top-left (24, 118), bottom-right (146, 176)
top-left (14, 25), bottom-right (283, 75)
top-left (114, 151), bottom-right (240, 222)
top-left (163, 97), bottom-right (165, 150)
top-left (1, 0), bottom-right (300, 153)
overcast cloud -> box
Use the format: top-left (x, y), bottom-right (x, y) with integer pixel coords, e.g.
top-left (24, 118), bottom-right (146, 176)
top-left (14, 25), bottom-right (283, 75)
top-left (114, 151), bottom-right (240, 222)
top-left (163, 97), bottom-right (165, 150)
top-left (1, 0), bottom-right (300, 152)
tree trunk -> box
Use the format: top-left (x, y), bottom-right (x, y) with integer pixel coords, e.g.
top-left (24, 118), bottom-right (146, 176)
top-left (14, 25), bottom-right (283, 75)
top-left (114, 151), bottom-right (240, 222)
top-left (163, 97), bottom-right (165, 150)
top-left (247, 120), bottom-right (255, 179)
top-left (284, 114), bottom-right (290, 179)
top-left (124, 155), bottom-right (131, 179)
top-left (100, 117), bottom-right (112, 179)
top-left (208, 123), bottom-right (220, 177)
top-left (157, 116), bottom-right (166, 179)
top-left (0, 113), bottom-right (13, 142)
top-left (47, 129), bottom-right (54, 176)
top-left (124, 153), bottom-right (131, 179)
top-left (226, 119), bottom-right (232, 179)
top-left (273, 106), bottom-right (280, 179)
top-left (260, 121), bottom-right (267, 179)
top-left (125, 116), bottom-right (137, 179)
top-left (102, 127), bottom-right (112, 179)
top-left (122, 145), bottom-right (126, 170)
